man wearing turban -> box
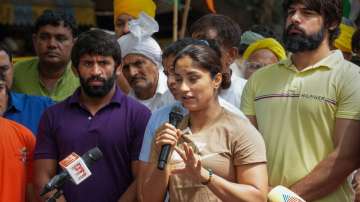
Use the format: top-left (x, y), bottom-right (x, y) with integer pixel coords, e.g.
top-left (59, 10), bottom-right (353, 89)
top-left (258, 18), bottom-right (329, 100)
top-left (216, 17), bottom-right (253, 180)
top-left (113, 0), bottom-right (157, 94)
top-left (118, 13), bottom-right (173, 111)
top-left (242, 38), bottom-right (286, 79)
top-left (113, 0), bottom-right (156, 38)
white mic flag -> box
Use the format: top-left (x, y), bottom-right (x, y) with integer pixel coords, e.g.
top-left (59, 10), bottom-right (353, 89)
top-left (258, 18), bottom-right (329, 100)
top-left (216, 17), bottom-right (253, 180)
top-left (268, 185), bottom-right (306, 202)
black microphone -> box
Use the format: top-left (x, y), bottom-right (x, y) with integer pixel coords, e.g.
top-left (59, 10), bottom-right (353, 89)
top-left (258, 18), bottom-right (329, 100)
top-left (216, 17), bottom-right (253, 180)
top-left (158, 106), bottom-right (184, 170)
top-left (40, 147), bottom-right (103, 196)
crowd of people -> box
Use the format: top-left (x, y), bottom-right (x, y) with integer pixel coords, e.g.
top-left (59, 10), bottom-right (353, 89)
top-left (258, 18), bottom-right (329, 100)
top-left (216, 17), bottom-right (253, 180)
top-left (1, 0), bottom-right (360, 202)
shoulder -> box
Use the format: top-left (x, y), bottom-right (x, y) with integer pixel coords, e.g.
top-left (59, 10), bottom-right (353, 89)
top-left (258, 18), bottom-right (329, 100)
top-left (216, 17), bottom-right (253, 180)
top-left (1, 117), bottom-right (34, 138)
top-left (153, 102), bottom-right (183, 117)
top-left (42, 97), bottom-right (70, 118)
top-left (219, 98), bottom-right (247, 119)
top-left (120, 95), bottom-right (152, 119)
top-left (14, 58), bottom-right (38, 72)
top-left (244, 62), bottom-right (282, 93)
top-left (330, 59), bottom-right (360, 93)
top-left (11, 92), bottom-right (55, 106)
top-left (335, 59), bottom-right (360, 76)
top-left (219, 109), bottom-right (262, 138)
top-left (220, 109), bottom-right (250, 126)
top-left (250, 62), bottom-right (281, 81)
top-left (123, 95), bottom-right (150, 111)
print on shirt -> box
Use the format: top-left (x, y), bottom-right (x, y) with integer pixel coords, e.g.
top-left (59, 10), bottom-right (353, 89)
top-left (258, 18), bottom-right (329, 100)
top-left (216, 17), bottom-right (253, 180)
top-left (19, 147), bottom-right (28, 163)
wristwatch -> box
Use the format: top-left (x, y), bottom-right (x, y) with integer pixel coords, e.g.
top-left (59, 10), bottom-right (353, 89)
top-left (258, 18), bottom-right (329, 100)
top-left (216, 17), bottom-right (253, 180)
top-left (201, 168), bottom-right (213, 185)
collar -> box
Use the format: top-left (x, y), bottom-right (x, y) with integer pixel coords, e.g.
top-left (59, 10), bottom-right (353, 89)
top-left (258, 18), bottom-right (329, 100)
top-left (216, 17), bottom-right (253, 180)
top-left (37, 60), bottom-right (74, 88)
top-left (6, 92), bottom-right (24, 112)
top-left (279, 50), bottom-right (343, 72)
top-left (155, 70), bottom-right (168, 95)
top-left (68, 86), bottom-right (124, 107)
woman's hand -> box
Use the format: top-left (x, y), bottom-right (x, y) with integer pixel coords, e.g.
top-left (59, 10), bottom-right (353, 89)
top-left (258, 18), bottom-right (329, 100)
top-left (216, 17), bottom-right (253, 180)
top-left (154, 123), bottom-right (182, 154)
top-left (352, 170), bottom-right (360, 202)
top-left (172, 143), bottom-right (209, 183)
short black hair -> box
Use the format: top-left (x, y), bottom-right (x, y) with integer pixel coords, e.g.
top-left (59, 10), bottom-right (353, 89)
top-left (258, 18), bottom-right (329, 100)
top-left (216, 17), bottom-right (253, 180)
top-left (71, 29), bottom-right (122, 68)
top-left (162, 37), bottom-right (207, 59)
top-left (34, 9), bottom-right (78, 37)
top-left (0, 42), bottom-right (12, 62)
top-left (282, 0), bottom-right (342, 43)
top-left (250, 24), bottom-right (278, 39)
top-left (239, 24), bottom-right (280, 55)
top-left (189, 14), bottom-right (242, 50)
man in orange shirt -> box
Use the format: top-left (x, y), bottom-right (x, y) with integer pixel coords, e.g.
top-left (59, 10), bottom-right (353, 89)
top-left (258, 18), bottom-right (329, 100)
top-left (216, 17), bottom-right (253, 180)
top-left (0, 76), bottom-right (36, 202)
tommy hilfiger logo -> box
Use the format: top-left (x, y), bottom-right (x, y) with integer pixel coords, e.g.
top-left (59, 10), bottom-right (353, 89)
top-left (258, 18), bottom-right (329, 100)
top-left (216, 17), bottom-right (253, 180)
top-left (255, 93), bottom-right (336, 105)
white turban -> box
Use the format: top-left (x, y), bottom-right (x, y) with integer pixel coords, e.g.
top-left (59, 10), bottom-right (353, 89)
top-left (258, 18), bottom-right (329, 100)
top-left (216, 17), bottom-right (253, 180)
top-left (117, 12), bottom-right (162, 69)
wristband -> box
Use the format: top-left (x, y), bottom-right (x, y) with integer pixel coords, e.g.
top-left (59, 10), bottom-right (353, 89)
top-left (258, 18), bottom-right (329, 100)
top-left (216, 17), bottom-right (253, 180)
top-left (201, 168), bottom-right (213, 185)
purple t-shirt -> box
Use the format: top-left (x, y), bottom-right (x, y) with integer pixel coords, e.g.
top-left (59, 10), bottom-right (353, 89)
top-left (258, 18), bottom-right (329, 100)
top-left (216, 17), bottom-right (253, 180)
top-left (35, 87), bottom-right (151, 202)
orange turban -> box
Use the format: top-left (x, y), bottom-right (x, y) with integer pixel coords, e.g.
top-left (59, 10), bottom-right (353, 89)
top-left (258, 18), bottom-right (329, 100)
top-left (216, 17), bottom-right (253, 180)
top-left (114, 0), bottom-right (156, 20)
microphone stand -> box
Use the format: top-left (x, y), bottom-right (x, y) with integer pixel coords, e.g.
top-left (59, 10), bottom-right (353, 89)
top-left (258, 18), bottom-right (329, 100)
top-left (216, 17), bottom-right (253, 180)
top-left (46, 189), bottom-right (64, 202)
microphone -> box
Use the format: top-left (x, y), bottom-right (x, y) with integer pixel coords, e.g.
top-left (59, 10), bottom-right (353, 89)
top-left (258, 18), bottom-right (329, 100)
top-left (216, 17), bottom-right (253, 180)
top-left (157, 106), bottom-right (183, 170)
top-left (40, 147), bottom-right (103, 196)
top-left (268, 185), bottom-right (306, 202)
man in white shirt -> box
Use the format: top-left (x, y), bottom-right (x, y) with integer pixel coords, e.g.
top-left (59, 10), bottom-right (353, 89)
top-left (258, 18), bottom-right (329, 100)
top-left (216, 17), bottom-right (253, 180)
top-left (118, 13), bottom-right (173, 111)
top-left (189, 14), bottom-right (247, 109)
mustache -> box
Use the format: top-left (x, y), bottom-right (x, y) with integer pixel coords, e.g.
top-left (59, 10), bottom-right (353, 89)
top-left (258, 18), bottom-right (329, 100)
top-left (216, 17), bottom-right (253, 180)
top-left (286, 24), bottom-right (306, 35)
top-left (86, 76), bottom-right (106, 83)
top-left (45, 50), bottom-right (60, 55)
top-left (129, 75), bottom-right (146, 83)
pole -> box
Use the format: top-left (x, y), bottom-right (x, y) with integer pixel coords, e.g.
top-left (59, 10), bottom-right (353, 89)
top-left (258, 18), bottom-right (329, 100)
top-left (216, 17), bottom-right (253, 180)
top-left (173, 0), bottom-right (178, 41)
top-left (179, 0), bottom-right (191, 38)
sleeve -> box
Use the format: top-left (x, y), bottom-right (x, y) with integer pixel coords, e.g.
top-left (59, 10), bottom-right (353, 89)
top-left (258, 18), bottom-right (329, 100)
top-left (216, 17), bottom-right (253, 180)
top-left (139, 109), bottom-right (169, 162)
top-left (139, 114), bottom-right (157, 162)
top-left (336, 69), bottom-right (360, 120)
top-left (232, 120), bottom-right (267, 166)
top-left (130, 106), bottom-right (151, 161)
top-left (34, 110), bottom-right (59, 160)
top-left (240, 77), bottom-right (256, 116)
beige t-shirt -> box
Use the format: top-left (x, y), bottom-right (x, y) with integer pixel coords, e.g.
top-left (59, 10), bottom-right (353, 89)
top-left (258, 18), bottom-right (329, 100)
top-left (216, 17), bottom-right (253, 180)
top-left (150, 108), bottom-right (267, 202)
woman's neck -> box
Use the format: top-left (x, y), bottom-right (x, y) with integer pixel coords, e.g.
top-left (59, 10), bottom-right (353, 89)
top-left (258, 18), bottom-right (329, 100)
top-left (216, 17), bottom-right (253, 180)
top-left (189, 97), bottom-right (222, 133)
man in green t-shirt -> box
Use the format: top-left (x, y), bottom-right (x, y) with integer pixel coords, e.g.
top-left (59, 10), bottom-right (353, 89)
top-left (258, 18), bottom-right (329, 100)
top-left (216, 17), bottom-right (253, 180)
top-left (12, 10), bottom-right (79, 101)
top-left (241, 0), bottom-right (360, 201)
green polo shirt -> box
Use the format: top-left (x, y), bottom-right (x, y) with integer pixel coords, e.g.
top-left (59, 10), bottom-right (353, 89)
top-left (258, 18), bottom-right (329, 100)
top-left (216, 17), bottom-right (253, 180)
top-left (13, 58), bottom-right (79, 102)
top-left (241, 50), bottom-right (360, 202)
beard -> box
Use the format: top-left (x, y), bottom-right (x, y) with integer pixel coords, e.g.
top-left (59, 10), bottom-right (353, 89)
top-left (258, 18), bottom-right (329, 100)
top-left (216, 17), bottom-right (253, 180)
top-left (283, 24), bottom-right (325, 53)
top-left (80, 74), bottom-right (116, 98)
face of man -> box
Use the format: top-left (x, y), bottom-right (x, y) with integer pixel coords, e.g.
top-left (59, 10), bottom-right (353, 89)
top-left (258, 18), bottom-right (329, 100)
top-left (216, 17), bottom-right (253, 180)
top-left (122, 54), bottom-right (159, 98)
top-left (283, 4), bottom-right (326, 53)
top-left (244, 49), bottom-right (279, 79)
top-left (162, 55), bottom-right (179, 99)
top-left (0, 51), bottom-right (13, 88)
top-left (33, 22), bottom-right (74, 67)
top-left (191, 28), bottom-right (233, 89)
top-left (77, 54), bottom-right (117, 98)
top-left (114, 14), bottom-right (134, 38)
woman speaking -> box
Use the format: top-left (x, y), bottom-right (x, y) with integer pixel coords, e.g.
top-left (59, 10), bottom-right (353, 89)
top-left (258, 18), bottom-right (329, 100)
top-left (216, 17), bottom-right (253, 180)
top-left (142, 42), bottom-right (268, 202)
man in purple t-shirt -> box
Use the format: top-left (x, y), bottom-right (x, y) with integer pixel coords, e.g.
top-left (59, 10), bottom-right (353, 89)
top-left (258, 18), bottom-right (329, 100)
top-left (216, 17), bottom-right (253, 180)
top-left (34, 29), bottom-right (151, 202)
